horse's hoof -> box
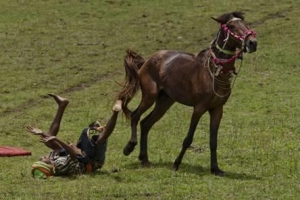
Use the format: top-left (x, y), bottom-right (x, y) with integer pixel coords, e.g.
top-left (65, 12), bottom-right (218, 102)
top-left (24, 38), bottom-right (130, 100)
top-left (123, 147), bottom-right (132, 156)
top-left (173, 165), bottom-right (179, 171)
top-left (141, 161), bottom-right (151, 167)
top-left (173, 163), bottom-right (180, 171)
top-left (138, 154), bottom-right (146, 161)
top-left (211, 168), bottom-right (225, 177)
top-left (123, 142), bottom-right (137, 156)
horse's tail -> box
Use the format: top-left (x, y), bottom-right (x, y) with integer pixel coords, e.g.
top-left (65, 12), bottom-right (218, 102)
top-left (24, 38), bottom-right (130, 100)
top-left (116, 49), bottom-right (145, 119)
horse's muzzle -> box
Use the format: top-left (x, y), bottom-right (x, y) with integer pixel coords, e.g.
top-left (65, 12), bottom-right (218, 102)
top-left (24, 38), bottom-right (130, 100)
top-left (245, 38), bottom-right (257, 53)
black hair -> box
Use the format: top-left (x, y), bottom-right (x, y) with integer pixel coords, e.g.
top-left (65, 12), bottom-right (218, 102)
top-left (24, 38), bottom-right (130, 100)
top-left (212, 11), bottom-right (245, 24)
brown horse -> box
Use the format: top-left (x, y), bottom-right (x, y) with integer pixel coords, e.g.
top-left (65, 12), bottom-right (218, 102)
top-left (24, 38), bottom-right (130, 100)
top-left (116, 12), bottom-right (257, 176)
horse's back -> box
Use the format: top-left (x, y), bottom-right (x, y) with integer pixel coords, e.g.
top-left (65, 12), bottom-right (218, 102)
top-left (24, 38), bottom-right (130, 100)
top-left (140, 50), bottom-right (202, 80)
top-left (139, 50), bottom-right (212, 106)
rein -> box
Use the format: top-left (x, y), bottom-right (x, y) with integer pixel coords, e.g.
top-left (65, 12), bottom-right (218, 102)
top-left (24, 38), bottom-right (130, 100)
top-left (207, 53), bottom-right (243, 98)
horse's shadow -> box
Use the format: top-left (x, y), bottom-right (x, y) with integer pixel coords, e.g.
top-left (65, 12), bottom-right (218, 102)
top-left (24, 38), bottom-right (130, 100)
top-left (121, 161), bottom-right (261, 181)
top-left (53, 161), bottom-right (260, 181)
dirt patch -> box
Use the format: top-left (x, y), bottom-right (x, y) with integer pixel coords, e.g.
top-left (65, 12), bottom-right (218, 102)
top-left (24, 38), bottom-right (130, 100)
top-left (250, 6), bottom-right (292, 27)
top-left (1, 69), bottom-right (124, 117)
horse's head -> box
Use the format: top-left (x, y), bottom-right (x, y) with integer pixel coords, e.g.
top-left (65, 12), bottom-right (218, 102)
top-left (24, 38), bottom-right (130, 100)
top-left (212, 12), bottom-right (257, 53)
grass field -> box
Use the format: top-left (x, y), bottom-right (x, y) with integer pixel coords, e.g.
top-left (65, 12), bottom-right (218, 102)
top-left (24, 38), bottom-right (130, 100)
top-left (0, 0), bottom-right (299, 199)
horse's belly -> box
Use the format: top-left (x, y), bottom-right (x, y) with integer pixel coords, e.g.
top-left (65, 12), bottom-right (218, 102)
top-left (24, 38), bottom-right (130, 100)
top-left (162, 84), bottom-right (200, 106)
top-left (162, 81), bottom-right (230, 108)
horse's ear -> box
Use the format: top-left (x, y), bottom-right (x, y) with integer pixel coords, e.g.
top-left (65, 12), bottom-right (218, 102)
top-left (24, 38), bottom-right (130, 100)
top-left (211, 17), bottom-right (222, 24)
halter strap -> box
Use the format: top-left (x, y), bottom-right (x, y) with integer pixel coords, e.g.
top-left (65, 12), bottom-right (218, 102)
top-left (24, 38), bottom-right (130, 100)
top-left (216, 44), bottom-right (236, 55)
top-left (210, 49), bottom-right (242, 75)
top-left (221, 24), bottom-right (257, 41)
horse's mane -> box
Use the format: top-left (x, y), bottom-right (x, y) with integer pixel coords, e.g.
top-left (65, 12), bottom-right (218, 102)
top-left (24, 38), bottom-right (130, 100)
top-left (195, 48), bottom-right (209, 58)
top-left (215, 12), bottom-right (245, 24)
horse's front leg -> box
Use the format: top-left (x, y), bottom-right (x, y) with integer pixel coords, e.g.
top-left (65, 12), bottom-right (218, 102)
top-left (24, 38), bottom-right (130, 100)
top-left (209, 106), bottom-right (224, 176)
top-left (173, 107), bottom-right (205, 171)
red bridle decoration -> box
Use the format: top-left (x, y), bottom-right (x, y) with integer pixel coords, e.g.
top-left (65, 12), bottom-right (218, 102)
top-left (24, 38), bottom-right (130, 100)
top-left (211, 21), bottom-right (257, 71)
top-left (221, 24), bottom-right (257, 41)
top-left (210, 18), bottom-right (257, 75)
top-left (212, 50), bottom-right (243, 66)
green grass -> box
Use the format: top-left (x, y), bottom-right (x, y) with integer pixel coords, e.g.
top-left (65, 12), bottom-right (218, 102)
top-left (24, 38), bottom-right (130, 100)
top-left (1, 0), bottom-right (300, 199)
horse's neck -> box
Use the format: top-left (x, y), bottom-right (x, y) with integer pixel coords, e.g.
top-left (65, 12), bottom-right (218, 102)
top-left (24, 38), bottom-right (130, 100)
top-left (195, 48), bottom-right (209, 58)
top-left (207, 49), bottom-right (235, 79)
top-left (211, 46), bottom-right (237, 60)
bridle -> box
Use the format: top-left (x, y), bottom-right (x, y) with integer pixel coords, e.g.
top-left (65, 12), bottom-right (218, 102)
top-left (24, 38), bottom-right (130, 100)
top-left (220, 18), bottom-right (257, 44)
top-left (208, 17), bottom-right (256, 97)
top-left (210, 17), bottom-right (257, 75)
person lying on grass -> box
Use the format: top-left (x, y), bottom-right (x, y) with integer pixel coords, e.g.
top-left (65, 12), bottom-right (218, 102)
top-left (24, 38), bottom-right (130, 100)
top-left (25, 93), bottom-right (122, 178)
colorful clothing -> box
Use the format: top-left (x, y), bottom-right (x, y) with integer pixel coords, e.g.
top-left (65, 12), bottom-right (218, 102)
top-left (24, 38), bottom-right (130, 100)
top-left (76, 128), bottom-right (107, 172)
top-left (53, 155), bottom-right (85, 176)
top-left (32, 161), bottom-right (54, 178)
top-left (39, 127), bottom-right (107, 176)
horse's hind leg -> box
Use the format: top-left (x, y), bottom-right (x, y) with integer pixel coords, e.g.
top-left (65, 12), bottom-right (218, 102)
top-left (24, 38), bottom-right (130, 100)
top-left (139, 92), bottom-right (175, 166)
top-left (123, 91), bottom-right (158, 156)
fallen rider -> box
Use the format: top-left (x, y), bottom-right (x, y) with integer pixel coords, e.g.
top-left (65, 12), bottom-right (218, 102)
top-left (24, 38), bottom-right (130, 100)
top-left (26, 93), bottom-right (122, 178)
